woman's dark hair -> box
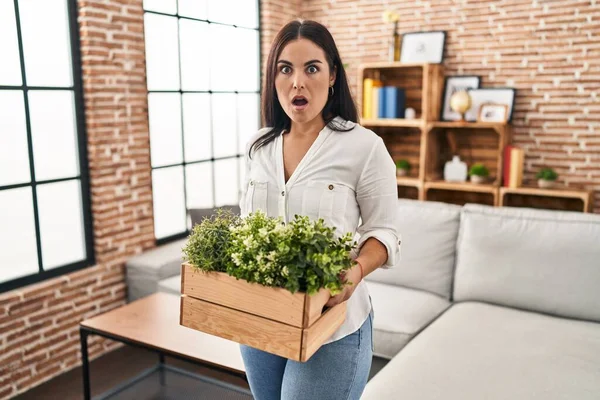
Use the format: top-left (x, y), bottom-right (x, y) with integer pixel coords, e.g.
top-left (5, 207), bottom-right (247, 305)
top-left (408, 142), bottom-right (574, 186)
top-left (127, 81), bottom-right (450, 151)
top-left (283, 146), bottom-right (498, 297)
top-left (249, 19), bottom-right (358, 158)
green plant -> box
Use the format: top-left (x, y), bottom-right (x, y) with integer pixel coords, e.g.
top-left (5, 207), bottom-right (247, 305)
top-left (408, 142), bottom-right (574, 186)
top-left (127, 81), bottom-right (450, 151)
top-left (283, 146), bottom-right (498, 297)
top-left (185, 210), bottom-right (357, 296)
top-left (182, 208), bottom-right (241, 273)
top-left (395, 159), bottom-right (411, 171)
top-left (469, 163), bottom-right (489, 177)
top-left (536, 167), bottom-right (558, 181)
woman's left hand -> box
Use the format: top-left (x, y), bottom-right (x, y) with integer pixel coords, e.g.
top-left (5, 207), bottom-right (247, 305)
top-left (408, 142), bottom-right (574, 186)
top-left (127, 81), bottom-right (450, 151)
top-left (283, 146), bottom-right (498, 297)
top-left (325, 263), bottom-right (362, 308)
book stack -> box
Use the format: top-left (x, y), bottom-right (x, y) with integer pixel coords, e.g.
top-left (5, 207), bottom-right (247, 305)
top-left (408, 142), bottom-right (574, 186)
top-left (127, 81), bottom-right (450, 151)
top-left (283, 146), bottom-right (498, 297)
top-left (362, 78), bottom-right (406, 119)
top-left (503, 145), bottom-right (524, 188)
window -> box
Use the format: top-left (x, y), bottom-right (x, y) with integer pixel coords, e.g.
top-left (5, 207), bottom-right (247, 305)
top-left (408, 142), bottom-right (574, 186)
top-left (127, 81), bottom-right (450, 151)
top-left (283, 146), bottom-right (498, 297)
top-left (0, 0), bottom-right (93, 293)
top-left (143, 0), bottom-right (261, 242)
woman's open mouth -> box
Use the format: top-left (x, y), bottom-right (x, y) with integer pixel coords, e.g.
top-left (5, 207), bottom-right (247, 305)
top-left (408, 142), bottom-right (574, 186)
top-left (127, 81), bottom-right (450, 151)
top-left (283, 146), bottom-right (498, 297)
top-left (291, 96), bottom-right (309, 111)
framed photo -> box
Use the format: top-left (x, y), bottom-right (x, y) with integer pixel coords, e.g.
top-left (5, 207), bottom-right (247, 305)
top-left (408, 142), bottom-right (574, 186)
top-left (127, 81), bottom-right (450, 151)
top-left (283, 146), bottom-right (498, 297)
top-left (440, 75), bottom-right (481, 121)
top-left (478, 103), bottom-right (509, 123)
top-left (465, 88), bottom-right (516, 122)
top-left (400, 31), bottom-right (446, 64)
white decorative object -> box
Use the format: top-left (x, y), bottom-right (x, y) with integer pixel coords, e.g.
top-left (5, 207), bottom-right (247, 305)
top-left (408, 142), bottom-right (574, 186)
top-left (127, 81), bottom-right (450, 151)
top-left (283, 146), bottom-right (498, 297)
top-left (444, 156), bottom-right (467, 182)
top-left (405, 107), bottom-right (416, 119)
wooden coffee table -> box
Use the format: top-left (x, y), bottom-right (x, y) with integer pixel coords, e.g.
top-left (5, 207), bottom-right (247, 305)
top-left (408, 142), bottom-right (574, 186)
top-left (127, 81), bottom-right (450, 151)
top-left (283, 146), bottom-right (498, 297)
top-left (79, 292), bottom-right (247, 400)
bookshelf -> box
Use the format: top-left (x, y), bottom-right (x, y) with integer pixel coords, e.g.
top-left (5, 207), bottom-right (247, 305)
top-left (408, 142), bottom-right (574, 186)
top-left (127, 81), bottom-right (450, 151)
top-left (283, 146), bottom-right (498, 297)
top-left (358, 62), bottom-right (593, 212)
top-left (499, 186), bottom-right (593, 213)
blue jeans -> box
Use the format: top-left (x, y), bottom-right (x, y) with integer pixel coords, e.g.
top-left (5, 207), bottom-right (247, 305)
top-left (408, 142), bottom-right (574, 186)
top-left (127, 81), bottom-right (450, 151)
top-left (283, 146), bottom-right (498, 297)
top-left (240, 309), bottom-right (374, 400)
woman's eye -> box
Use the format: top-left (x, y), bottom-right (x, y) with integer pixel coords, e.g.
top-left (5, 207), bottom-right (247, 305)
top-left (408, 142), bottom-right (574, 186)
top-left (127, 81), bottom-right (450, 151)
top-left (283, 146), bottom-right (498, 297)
top-left (307, 65), bottom-right (318, 74)
top-left (280, 66), bottom-right (291, 74)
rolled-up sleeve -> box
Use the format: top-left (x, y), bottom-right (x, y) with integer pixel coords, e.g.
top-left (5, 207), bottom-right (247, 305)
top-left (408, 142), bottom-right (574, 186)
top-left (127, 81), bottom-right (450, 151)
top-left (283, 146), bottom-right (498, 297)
top-left (353, 137), bottom-right (401, 269)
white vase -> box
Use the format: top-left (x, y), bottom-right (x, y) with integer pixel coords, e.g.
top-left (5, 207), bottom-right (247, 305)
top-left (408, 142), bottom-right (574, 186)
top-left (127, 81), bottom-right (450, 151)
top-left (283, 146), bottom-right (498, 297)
top-left (470, 175), bottom-right (487, 184)
top-left (444, 156), bottom-right (467, 182)
top-left (538, 179), bottom-right (555, 188)
top-left (396, 168), bottom-right (408, 177)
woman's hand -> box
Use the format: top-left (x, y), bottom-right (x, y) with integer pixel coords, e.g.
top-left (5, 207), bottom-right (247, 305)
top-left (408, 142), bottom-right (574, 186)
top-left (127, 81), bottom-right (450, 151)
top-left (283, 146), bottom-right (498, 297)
top-left (325, 263), bottom-right (363, 308)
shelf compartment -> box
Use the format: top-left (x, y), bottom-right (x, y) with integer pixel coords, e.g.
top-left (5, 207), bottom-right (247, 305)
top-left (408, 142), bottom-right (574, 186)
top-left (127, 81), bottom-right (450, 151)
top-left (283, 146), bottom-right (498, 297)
top-left (397, 185), bottom-right (420, 200)
top-left (424, 186), bottom-right (497, 207)
top-left (358, 63), bottom-right (443, 121)
top-left (424, 125), bottom-right (509, 187)
top-left (378, 127), bottom-right (424, 181)
top-left (499, 186), bottom-right (593, 213)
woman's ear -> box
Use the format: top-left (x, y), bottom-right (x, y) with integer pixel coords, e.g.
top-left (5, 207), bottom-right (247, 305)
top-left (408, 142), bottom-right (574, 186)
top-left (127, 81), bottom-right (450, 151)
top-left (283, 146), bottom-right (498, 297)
top-left (330, 65), bottom-right (337, 87)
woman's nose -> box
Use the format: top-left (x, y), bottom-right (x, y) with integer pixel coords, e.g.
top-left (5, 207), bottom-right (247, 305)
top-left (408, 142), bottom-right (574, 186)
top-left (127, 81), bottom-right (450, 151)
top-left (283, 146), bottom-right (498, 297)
top-left (292, 73), bottom-right (305, 89)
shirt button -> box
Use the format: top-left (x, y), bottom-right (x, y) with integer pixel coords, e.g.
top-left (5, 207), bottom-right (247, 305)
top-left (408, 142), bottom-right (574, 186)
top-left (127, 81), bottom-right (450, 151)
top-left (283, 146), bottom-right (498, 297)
top-left (250, 180), bottom-right (254, 186)
top-left (328, 184), bottom-right (334, 190)
top-left (281, 191), bottom-right (285, 196)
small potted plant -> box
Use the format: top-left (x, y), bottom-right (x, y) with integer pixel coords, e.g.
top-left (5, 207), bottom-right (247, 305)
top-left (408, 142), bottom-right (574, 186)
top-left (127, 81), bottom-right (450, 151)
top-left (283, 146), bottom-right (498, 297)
top-left (468, 163), bottom-right (489, 184)
top-left (536, 167), bottom-right (558, 188)
top-left (395, 159), bottom-right (411, 177)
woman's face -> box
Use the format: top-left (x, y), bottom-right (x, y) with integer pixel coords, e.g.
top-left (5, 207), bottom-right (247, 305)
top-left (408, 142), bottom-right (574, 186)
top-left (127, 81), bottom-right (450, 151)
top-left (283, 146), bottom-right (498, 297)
top-left (275, 38), bottom-right (336, 127)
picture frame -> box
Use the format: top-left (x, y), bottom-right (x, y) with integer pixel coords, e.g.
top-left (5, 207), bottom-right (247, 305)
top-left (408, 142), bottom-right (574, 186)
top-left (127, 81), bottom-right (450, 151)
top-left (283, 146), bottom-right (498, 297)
top-left (440, 75), bottom-right (481, 121)
top-left (465, 88), bottom-right (516, 122)
top-left (399, 31), bottom-right (446, 64)
top-left (478, 103), bottom-right (509, 123)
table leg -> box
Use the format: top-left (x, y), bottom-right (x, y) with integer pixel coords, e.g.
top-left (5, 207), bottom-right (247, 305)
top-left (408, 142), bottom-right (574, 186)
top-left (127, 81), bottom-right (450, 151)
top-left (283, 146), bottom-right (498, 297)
top-left (80, 328), bottom-right (91, 400)
top-left (158, 353), bottom-right (165, 386)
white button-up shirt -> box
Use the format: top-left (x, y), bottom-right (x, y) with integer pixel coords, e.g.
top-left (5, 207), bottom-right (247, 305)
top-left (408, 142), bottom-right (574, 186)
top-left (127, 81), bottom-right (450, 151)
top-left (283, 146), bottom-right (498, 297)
top-left (239, 116), bottom-right (401, 344)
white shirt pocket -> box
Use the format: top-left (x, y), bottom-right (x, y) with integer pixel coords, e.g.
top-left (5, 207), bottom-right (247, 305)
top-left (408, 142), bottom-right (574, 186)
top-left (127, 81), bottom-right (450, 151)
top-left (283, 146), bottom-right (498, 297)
top-left (301, 180), bottom-right (352, 236)
top-left (246, 179), bottom-right (268, 214)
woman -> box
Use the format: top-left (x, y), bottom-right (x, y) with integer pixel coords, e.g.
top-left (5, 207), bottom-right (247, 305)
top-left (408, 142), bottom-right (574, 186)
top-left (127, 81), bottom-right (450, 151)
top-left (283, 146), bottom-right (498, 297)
top-left (239, 19), bottom-right (401, 400)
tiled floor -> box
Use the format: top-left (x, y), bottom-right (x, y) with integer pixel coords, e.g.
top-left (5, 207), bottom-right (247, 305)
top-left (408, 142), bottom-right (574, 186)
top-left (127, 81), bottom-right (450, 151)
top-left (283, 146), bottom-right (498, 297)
top-left (14, 345), bottom-right (389, 399)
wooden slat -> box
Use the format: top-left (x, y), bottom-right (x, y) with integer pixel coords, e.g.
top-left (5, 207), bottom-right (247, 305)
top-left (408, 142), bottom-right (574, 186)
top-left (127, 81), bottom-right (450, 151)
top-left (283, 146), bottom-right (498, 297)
top-left (182, 263), bottom-right (320, 328)
top-left (425, 180), bottom-right (498, 194)
top-left (303, 288), bottom-right (333, 327)
top-left (301, 302), bottom-right (348, 362)
top-left (360, 118), bottom-right (424, 128)
top-left (499, 186), bottom-right (592, 213)
top-left (180, 295), bottom-right (303, 361)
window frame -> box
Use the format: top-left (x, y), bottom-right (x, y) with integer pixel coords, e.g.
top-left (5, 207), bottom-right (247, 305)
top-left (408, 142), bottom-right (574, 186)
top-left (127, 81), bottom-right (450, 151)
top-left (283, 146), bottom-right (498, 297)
top-left (143, 1), bottom-right (263, 245)
top-left (0, 0), bottom-right (95, 294)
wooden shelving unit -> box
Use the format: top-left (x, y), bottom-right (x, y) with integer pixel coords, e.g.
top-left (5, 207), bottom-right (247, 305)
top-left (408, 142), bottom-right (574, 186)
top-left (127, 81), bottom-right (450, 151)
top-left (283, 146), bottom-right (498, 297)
top-left (361, 118), bottom-right (424, 128)
top-left (358, 62), bottom-right (593, 212)
top-left (499, 186), bottom-right (593, 213)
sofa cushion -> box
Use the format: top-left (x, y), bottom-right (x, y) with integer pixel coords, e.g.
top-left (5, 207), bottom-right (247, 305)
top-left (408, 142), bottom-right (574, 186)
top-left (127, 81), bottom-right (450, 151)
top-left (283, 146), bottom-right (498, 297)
top-left (366, 281), bottom-right (450, 359)
top-left (454, 204), bottom-right (600, 322)
top-left (125, 238), bottom-right (187, 302)
top-left (363, 302), bottom-right (600, 400)
top-left (366, 199), bottom-right (461, 299)
top-left (158, 275), bottom-right (181, 296)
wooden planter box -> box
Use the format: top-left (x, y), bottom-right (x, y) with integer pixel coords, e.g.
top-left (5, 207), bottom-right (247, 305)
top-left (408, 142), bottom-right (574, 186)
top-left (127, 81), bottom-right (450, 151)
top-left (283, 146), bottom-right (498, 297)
top-left (179, 263), bottom-right (347, 362)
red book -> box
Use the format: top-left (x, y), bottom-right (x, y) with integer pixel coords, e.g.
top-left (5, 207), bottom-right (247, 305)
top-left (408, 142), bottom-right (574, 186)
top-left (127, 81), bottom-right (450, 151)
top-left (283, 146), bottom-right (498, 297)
top-left (503, 145), bottom-right (514, 187)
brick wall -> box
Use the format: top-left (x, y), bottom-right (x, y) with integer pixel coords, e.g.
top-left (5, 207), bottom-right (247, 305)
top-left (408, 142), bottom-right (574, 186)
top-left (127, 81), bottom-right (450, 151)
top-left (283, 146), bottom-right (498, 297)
top-left (267, 0), bottom-right (599, 213)
top-left (260, 0), bottom-right (303, 71)
top-left (0, 1), bottom-right (154, 398)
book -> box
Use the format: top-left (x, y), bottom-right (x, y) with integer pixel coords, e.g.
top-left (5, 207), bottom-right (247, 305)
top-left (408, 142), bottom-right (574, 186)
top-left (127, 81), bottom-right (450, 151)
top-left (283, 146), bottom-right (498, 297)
top-left (362, 78), bottom-right (382, 119)
top-left (503, 145), bottom-right (514, 187)
top-left (378, 87), bottom-right (387, 118)
top-left (508, 147), bottom-right (524, 188)
top-left (372, 86), bottom-right (381, 119)
top-left (382, 87), bottom-right (406, 118)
